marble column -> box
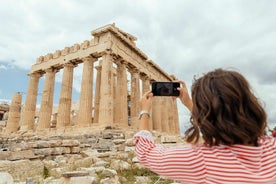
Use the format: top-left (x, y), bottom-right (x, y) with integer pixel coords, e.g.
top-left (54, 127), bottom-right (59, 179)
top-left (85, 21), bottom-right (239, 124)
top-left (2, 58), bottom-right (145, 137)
top-left (115, 60), bottom-right (128, 127)
top-left (130, 68), bottom-right (140, 128)
top-left (77, 57), bottom-right (95, 127)
top-left (57, 63), bottom-right (75, 128)
top-left (141, 75), bottom-right (152, 130)
top-left (51, 113), bottom-right (57, 128)
top-left (5, 92), bottom-right (22, 133)
top-left (37, 68), bottom-right (57, 130)
top-left (167, 98), bottom-right (175, 134)
top-left (113, 71), bottom-right (117, 124)
top-left (141, 77), bottom-right (150, 94)
top-left (20, 73), bottom-right (41, 131)
top-left (93, 63), bottom-right (102, 124)
top-left (172, 98), bottom-right (180, 134)
top-left (161, 98), bottom-right (169, 133)
top-left (152, 97), bottom-right (162, 132)
top-left (98, 54), bottom-right (114, 126)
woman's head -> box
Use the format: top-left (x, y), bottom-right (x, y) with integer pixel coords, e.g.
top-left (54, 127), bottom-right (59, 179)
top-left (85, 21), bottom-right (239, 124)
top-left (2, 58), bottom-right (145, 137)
top-left (185, 68), bottom-right (267, 146)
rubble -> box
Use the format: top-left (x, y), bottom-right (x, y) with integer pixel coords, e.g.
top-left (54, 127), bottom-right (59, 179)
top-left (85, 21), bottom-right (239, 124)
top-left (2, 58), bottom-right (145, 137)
top-left (0, 128), bottom-right (183, 183)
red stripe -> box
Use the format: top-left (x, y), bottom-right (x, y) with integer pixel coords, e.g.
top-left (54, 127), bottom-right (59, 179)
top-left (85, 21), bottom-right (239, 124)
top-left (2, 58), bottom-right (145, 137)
top-left (135, 135), bottom-right (276, 183)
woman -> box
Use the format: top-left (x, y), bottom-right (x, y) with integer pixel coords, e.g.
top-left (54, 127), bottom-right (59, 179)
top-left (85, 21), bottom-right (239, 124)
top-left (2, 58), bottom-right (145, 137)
top-left (134, 68), bottom-right (276, 183)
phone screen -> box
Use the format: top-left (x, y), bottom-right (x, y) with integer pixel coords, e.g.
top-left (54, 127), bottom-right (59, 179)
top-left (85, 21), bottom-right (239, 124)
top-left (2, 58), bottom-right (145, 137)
top-left (151, 82), bottom-right (180, 96)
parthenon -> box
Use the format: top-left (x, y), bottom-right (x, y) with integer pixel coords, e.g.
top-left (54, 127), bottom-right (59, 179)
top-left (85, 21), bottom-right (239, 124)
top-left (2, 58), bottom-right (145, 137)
top-left (5, 24), bottom-right (180, 134)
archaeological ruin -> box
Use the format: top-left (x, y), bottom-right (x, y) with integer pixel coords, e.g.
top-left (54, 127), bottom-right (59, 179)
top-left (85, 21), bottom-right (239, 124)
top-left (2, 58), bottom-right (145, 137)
top-left (3, 24), bottom-right (180, 135)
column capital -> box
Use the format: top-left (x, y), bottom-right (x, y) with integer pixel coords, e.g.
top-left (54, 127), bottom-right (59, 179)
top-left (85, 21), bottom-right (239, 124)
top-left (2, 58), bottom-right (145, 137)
top-left (114, 58), bottom-right (127, 65)
top-left (45, 67), bottom-right (59, 73)
top-left (82, 56), bottom-right (97, 62)
top-left (95, 65), bottom-right (102, 71)
top-left (28, 72), bottom-right (42, 78)
top-left (63, 62), bottom-right (77, 68)
top-left (128, 67), bottom-right (139, 74)
top-left (140, 73), bottom-right (150, 81)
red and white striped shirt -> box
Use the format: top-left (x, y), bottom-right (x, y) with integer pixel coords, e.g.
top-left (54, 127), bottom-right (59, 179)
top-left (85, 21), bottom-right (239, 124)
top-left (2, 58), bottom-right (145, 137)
top-left (134, 130), bottom-right (276, 184)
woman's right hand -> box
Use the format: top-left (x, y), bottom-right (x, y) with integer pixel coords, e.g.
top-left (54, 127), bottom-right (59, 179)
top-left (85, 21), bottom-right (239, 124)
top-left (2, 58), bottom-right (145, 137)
top-left (177, 80), bottom-right (193, 112)
top-left (140, 91), bottom-right (153, 112)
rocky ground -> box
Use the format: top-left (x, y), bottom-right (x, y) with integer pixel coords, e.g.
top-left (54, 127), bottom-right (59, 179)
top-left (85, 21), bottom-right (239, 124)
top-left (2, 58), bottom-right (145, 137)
top-left (0, 126), bottom-right (183, 184)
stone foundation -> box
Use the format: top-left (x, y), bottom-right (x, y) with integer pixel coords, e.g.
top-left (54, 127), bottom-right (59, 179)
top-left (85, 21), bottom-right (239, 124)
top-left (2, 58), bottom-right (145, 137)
top-left (0, 127), bottom-right (183, 183)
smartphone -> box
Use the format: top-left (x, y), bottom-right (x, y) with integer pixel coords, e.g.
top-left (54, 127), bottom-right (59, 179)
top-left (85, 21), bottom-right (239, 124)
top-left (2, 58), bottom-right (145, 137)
top-left (151, 82), bottom-right (180, 96)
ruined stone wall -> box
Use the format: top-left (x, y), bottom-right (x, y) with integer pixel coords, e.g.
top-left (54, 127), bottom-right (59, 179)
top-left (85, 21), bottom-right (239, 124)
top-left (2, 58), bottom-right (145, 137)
top-left (0, 128), bottom-right (182, 183)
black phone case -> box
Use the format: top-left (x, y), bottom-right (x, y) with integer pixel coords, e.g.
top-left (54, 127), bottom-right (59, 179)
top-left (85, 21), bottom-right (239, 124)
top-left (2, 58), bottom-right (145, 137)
top-left (152, 82), bottom-right (180, 96)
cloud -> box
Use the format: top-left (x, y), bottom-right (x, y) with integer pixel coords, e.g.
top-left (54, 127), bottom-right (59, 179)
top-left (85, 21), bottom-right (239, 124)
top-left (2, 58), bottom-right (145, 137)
top-left (0, 64), bottom-right (7, 70)
top-left (0, 0), bottom-right (276, 126)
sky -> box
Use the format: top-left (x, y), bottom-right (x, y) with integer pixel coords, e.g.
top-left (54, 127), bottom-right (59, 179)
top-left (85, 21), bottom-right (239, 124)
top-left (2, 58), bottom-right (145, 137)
top-left (0, 0), bottom-right (276, 130)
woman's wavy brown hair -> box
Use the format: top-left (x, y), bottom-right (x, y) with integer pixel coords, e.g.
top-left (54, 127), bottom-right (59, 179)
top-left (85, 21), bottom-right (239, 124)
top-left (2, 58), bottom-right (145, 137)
top-left (185, 68), bottom-right (267, 146)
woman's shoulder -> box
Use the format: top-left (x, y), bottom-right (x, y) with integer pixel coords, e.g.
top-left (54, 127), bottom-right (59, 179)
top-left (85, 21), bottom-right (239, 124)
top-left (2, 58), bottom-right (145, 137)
top-left (259, 136), bottom-right (276, 147)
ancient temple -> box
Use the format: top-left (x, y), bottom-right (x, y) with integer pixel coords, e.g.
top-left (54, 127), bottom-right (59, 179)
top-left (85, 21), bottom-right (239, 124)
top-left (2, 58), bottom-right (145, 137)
top-left (6, 24), bottom-right (180, 134)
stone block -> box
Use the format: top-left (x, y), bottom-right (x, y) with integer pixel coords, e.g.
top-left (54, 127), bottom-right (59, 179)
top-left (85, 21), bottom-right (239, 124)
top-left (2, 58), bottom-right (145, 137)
top-left (69, 176), bottom-right (97, 184)
top-left (71, 147), bottom-right (81, 154)
top-left (113, 139), bottom-right (125, 145)
top-left (45, 53), bottom-right (53, 61)
top-left (7, 150), bottom-right (37, 161)
top-left (52, 147), bottom-right (70, 155)
top-left (161, 135), bottom-right (178, 143)
top-left (62, 171), bottom-right (89, 178)
top-left (112, 132), bottom-right (125, 139)
top-left (93, 160), bottom-right (109, 167)
top-left (132, 157), bottom-right (139, 163)
top-left (71, 44), bottom-right (80, 53)
top-left (62, 140), bottom-right (80, 147)
top-left (135, 176), bottom-right (149, 184)
top-left (0, 150), bottom-right (11, 160)
top-left (102, 133), bottom-right (113, 139)
top-left (36, 56), bottom-right (44, 64)
top-left (80, 149), bottom-right (98, 157)
top-left (110, 160), bottom-right (131, 171)
top-left (53, 50), bottom-right (61, 59)
top-left (80, 40), bottom-right (90, 50)
top-left (0, 172), bottom-right (13, 184)
top-left (0, 160), bottom-right (44, 181)
top-left (34, 148), bottom-right (53, 156)
top-left (125, 138), bottom-right (135, 146)
top-left (9, 142), bottom-right (29, 151)
top-left (115, 143), bottom-right (125, 151)
top-left (36, 140), bottom-right (50, 148)
top-left (124, 146), bottom-right (135, 152)
top-left (61, 47), bottom-right (70, 56)
top-left (101, 168), bottom-right (117, 178)
top-left (49, 140), bottom-right (62, 147)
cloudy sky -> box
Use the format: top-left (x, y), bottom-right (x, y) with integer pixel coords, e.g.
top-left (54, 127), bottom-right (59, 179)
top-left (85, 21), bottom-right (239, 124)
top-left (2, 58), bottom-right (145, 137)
top-left (0, 0), bottom-right (275, 129)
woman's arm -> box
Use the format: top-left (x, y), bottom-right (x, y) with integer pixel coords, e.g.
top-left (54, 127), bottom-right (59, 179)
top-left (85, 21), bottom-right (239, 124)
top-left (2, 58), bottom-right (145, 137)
top-left (177, 80), bottom-right (193, 112)
top-left (138, 91), bottom-right (153, 131)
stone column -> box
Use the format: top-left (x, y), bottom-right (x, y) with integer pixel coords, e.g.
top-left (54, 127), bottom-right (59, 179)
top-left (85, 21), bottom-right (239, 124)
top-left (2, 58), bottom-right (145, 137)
top-left (20, 73), bottom-right (41, 131)
top-left (51, 113), bottom-right (57, 128)
top-left (152, 97), bottom-right (162, 132)
top-left (172, 98), bottom-right (180, 134)
top-left (93, 63), bottom-right (102, 124)
top-left (37, 68), bottom-right (57, 130)
top-left (130, 68), bottom-right (140, 129)
top-left (167, 98), bottom-right (175, 134)
top-left (57, 63), bottom-right (75, 128)
top-left (141, 75), bottom-right (152, 130)
top-left (141, 75), bottom-right (150, 94)
top-left (113, 70), bottom-right (117, 124)
top-left (161, 98), bottom-right (169, 133)
top-left (115, 60), bottom-right (128, 126)
top-left (77, 57), bottom-right (95, 127)
top-left (98, 54), bottom-right (114, 126)
top-left (5, 92), bottom-right (22, 133)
